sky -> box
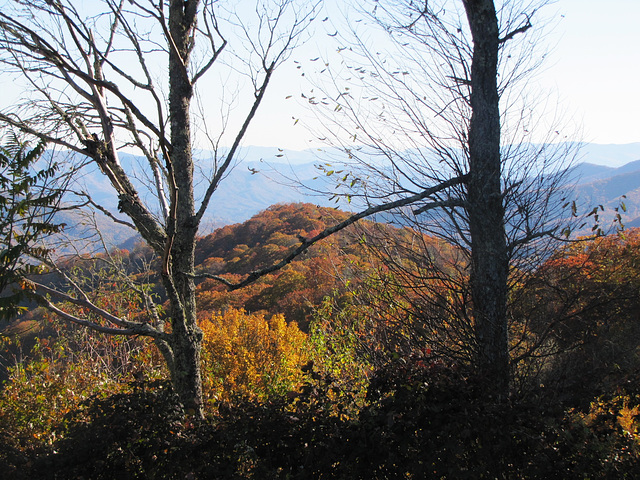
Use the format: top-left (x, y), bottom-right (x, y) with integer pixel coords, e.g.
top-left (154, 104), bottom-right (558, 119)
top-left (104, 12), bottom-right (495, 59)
top-left (538, 0), bottom-right (640, 146)
top-left (243, 0), bottom-right (640, 151)
top-left (0, 1), bottom-right (637, 155)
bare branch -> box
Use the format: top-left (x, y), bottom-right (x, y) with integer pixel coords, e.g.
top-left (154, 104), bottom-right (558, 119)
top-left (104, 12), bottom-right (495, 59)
top-left (195, 174), bottom-right (468, 290)
top-left (413, 198), bottom-right (465, 215)
top-left (192, 4), bottom-right (227, 84)
top-left (194, 61), bottom-right (276, 225)
top-left (29, 280), bottom-right (166, 339)
top-left (73, 190), bottom-right (138, 230)
top-left (499, 13), bottom-right (532, 44)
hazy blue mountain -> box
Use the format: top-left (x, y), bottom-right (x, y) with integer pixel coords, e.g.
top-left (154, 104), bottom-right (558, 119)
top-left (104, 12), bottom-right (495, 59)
top-left (195, 160), bottom-right (334, 230)
top-left (571, 163), bottom-right (640, 232)
top-left (45, 142), bottom-right (640, 250)
top-left (577, 142), bottom-right (640, 167)
top-left (233, 146), bottom-right (327, 165)
top-left (614, 159), bottom-right (640, 175)
top-left (47, 148), bottom-right (335, 250)
top-left (568, 163), bottom-right (617, 184)
top-left (626, 217), bottom-right (640, 229)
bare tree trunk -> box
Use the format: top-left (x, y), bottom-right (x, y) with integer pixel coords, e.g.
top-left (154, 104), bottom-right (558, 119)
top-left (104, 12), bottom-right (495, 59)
top-left (463, 0), bottom-right (510, 398)
top-left (164, 0), bottom-right (203, 415)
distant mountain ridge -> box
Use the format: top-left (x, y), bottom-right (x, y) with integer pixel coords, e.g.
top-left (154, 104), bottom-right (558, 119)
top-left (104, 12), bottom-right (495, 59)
top-left (570, 160), bottom-right (640, 231)
top-left (47, 142), bottom-right (640, 248)
top-left (575, 143), bottom-right (640, 168)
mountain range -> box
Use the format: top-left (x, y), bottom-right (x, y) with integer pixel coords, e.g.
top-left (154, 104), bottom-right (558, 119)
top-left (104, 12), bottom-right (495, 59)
top-left (570, 158), bottom-right (640, 230)
top-left (49, 142), bottom-right (640, 248)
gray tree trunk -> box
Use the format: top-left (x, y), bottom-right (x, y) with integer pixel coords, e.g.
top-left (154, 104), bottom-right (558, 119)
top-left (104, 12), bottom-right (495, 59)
top-left (163, 0), bottom-right (203, 415)
top-left (0, 0), bottom-right (320, 418)
top-left (463, 0), bottom-right (510, 398)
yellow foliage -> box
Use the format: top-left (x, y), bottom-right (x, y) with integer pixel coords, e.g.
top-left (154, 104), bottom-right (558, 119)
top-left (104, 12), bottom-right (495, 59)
top-left (0, 340), bottom-right (127, 447)
top-left (200, 308), bottom-right (308, 406)
top-left (618, 400), bottom-right (640, 438)
top-left (0, 320), bottom-right (164, 448)
top-left (577, 393), bottom-right (640, 447)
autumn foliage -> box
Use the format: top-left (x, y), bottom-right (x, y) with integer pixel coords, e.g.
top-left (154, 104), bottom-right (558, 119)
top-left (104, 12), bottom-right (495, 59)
top-left (194, 203), bottom-right (378, 328)
top-left (1, 206), bottom-right (640, 478)
top-left (199, 308), bottom-right (308, 405)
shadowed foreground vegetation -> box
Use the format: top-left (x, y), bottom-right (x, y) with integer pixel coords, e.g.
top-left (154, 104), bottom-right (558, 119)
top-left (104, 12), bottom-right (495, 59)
top-left (1, 362), bottom-right (639, 479)
top-left (1, 204), bottom-right (639, 478)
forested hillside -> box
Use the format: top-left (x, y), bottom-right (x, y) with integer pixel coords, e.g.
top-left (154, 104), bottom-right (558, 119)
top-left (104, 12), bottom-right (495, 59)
top-left (2, 203), bottom-right (640, 478)
top-left (572, 161), bottom-right (640, 230)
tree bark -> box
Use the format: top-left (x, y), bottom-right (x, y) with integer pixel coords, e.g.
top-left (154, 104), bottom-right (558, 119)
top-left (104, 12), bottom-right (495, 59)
top-left (463, 0), bottom-right (510, 398)
top-left (164, 0), bottom-right (204, 415)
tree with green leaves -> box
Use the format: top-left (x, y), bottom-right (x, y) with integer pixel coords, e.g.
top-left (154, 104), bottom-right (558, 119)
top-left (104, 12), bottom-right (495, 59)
top-left (0, 135), bottom-right (64, 319)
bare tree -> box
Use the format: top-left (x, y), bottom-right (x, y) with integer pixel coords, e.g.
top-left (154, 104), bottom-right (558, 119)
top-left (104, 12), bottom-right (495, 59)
top-left (0, 0), bottom-right (483, 414)
top-left (303, 0), bottom-right (578, 397)
top-left (0, 0), bottom-right (319, 415)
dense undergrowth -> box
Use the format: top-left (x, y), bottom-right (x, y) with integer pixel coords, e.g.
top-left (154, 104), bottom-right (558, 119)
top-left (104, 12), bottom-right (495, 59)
top-left (1, 207), bottom-right (639, 478)
top-left (1, 312), bottom-right (639, 479)
top-left (1, 356), bottom-right (639, 479)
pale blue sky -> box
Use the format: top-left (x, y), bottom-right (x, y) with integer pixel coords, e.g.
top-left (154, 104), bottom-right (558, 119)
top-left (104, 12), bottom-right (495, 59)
top-left (1, 1), bottom-right (637, 151)
top-left (538, 0), bottom-right (640, 145)
top-left (244, 0), bottom-right (640, 150)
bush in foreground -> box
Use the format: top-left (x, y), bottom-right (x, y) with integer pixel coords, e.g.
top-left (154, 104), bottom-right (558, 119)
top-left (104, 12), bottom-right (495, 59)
top-left (1, 357), bottom-right (635, 479)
